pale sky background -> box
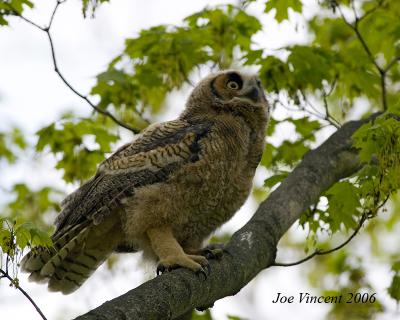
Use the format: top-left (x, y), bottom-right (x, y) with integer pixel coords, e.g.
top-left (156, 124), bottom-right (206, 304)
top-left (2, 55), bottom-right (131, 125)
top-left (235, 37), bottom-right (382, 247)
top-left (0, 0), bottom-right (399, 319)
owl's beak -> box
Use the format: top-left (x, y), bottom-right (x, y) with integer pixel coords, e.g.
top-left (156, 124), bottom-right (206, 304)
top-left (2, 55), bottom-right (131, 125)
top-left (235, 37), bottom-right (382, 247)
top-left (244, 86), bottom-right (260, 103)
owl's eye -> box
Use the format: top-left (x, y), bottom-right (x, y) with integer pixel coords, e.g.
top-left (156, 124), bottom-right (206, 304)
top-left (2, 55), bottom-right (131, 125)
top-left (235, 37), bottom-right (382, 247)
top-left (227, 81), bottom-right (240, 90)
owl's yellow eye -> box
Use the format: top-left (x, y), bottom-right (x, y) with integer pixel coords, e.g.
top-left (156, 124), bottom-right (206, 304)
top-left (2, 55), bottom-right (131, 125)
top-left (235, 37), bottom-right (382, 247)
top-left (227, 81), bottom-right (240, 90)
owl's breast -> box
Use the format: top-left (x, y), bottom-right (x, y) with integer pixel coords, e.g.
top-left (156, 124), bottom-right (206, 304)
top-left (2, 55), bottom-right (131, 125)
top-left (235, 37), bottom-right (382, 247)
top-left (170, 119), bottom-right (264, 242)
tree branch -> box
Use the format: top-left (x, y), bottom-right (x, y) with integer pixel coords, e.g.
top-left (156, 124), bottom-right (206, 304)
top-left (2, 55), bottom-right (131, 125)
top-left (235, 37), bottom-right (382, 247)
top-left (0, 268), bottom-right (48, 320)
top-left (337, 1), bottom-right (389, 111)
top-left (74, 113), bottom-right (383, 320)
top-left (272, 211), bottom-right (368, 267)
top-left (7, 1), bottom-right (140, 133)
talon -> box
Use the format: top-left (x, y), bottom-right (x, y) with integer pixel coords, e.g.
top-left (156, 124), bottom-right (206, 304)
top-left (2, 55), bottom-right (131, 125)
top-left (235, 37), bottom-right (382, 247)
top-left (199, 260), bottom-right (211, 275)
top-left (196, 302), bottom-right (214, 312)
top-left (156, 264), bottom-right (166, 275)
top-left (196, 267), bottom-right (207, 280)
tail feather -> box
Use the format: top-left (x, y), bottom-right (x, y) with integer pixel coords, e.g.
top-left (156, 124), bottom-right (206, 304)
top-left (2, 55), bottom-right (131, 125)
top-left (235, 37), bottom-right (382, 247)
top-left (21, 214), bottom-right (122, 294)
top-left (48, 248), bottom-right (109, 294)
top-left (40, 226), bottom-right (90, 277)
top-left (20, 247), bottom-right (53, 273)
top-left (20, 221), bottom-right (89, 273)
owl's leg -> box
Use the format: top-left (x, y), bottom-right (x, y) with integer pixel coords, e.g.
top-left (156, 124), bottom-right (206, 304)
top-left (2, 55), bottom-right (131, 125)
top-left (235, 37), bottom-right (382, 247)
top-left (147, 226), bottom-right (209, 277)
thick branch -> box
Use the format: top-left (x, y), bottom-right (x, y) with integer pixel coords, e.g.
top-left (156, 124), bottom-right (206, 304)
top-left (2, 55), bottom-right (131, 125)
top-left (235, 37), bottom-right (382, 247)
top-left (75, 114), bottom-right (381, 320)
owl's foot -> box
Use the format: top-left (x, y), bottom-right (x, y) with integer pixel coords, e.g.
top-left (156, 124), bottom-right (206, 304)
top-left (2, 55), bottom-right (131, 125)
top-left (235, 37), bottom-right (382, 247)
top-left (156, 254), bottom-right (210, 278)
top-left (147, 226), bottom-right (210, 279)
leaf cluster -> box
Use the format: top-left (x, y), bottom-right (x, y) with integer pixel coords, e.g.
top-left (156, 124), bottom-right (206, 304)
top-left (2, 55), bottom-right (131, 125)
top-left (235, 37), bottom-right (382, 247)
top-left (36, 116), bottom-right (118, 182)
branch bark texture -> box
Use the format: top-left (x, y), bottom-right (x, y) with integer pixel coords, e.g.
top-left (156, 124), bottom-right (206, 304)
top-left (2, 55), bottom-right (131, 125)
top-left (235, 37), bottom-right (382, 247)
top-left (75, 115), bottom-right (378, 320)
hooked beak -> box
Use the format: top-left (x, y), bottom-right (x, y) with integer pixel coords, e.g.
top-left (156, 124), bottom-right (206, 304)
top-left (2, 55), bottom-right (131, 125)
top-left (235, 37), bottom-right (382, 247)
top-left (243, 86), bottom-right (261, 103)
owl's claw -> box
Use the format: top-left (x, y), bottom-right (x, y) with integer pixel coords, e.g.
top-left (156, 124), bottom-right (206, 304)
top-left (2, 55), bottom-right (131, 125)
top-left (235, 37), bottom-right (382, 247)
top-left (195, 266), bottom-right (208, 280)
top-left (156, 264), bottom-right (166, 275)
top-left (204, 263), bottom-right (211, 275)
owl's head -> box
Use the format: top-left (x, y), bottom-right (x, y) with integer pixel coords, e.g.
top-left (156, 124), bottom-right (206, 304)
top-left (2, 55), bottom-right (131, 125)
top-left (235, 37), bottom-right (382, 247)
top-left (182, 70), bottom-right (269, 121)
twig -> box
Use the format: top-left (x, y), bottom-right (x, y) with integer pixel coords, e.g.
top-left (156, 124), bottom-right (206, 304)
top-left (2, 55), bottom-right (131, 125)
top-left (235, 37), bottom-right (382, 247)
top-left (272, 213), bottom-right (368, 267)
top-left (0, 268), bottom-right (47, 320)
top-left (7, 1), bottom-right (139, 133)
top-left (322, 78), bottom-right (341, 128)
top-left (356, 0), bottom-right (385, 24)
top-left (274, 191), bottom-right (391, 268)
top-left (385, 56), bottom-right (400, 73)
top-left (48, 0), bottom-right (66, 30)
top-left (298, 90), bottom-right (341, 128)
top-left (337, 1), bottom-right (388, 111)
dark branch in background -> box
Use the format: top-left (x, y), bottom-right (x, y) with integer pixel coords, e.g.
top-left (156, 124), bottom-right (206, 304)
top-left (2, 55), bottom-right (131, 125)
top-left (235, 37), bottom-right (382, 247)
top-left (297, 89), bottom-right (341, 128)
top-left (337, 0), bottom-right (399, 112)
top-left (322, 77), bottom-right (341, 128)
top-left (1, 268), bottom-right (47, 320)
top-left (7, 0), bottom-right (140, 134)
top-left (273, 190), bottom-right (390, 267)
top-left (74, 113), bottom-right (386, 320)
top-left (0, 268), bottom-right (47, 320)
top-left (273, 211), bottom-right (369, 267)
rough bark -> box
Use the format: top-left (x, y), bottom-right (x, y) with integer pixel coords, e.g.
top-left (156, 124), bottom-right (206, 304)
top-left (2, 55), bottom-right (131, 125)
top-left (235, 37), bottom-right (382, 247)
top-left (75, 114), bottom-right (378, 320)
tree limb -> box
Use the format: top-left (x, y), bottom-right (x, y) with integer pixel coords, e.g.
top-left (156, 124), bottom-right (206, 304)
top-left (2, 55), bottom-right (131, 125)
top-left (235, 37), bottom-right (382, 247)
top-left (6, 0), bottom-right (140, 134)
top-left (74, 113), bottom-right (383, 320)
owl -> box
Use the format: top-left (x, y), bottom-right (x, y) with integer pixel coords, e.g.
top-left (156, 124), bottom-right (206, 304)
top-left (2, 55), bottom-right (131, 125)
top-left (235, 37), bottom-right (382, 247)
top-left (21, 70), bottom-right (269, 294)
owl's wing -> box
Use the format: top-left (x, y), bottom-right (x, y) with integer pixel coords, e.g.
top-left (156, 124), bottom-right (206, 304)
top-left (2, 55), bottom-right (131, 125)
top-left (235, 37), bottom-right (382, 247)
top-left (53, 119), bottom-right (213, 235)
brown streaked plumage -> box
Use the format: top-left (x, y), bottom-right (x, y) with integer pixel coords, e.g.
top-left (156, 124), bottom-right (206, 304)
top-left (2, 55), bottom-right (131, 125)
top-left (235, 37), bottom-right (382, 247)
top-left (20, 70), bottom-right (269, 294)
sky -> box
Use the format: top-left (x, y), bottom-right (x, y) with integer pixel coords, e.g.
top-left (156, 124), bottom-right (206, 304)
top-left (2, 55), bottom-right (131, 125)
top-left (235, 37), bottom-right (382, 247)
top-left (0, 0), bottom-right (399, 319)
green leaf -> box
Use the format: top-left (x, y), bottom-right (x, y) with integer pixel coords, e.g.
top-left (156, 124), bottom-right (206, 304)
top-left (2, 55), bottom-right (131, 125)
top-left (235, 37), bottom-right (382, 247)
top-left (4, 183), bottom-right (61, 232)
top-left (388, 274), bottom-right (400, 303)
top-left (274, 140), bottom-right (310, 166)
top-left (259, 56), bottom-right (292, 93)
top-left (81, 0), bottom-right (109, 18)
top-left (192, 310), bottom-right (213, 320)
top-left (288, 46), bottom-right (336, 90)
top-left (36, 118), bottom-right (119, 183)
top-left (0, 228), bottom-right (12, 253)
top-left (290, 117), bottom-right (321, 139)
top-left (325, 181), bottom-right (361, 232)
top-left (265, 0), bottom-right (302, 22)
top-left (15, 222), bottom-right (52, 248)
top-left (228, 316), bottom-right (245, 320)
top-left (392, 261), bottom-right (400, 272)
top-left (0, 127), bottom-right (28, 163)
top-left (264, 171), bottom-right (289, 189)
top-left (0, 0), bottom-right (34, 26)
top-left (11, 127), bottom-right (27, 149)
top-left (0, 132), bottom-right (15, 163)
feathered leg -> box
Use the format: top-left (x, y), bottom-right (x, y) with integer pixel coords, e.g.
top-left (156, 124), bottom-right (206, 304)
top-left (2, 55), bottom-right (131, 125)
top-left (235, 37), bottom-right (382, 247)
top-left (146, 225), bottom-right (209, 276)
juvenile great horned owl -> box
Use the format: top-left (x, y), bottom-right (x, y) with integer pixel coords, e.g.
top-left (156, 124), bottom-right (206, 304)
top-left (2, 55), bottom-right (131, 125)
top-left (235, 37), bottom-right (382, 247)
top-left (21, 70), bottom-right (269, 294)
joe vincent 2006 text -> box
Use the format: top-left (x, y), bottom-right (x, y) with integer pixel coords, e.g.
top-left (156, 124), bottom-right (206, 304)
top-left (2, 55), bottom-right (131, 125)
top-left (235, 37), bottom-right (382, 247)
top-left (272, 292), bottom-right (377, 304)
